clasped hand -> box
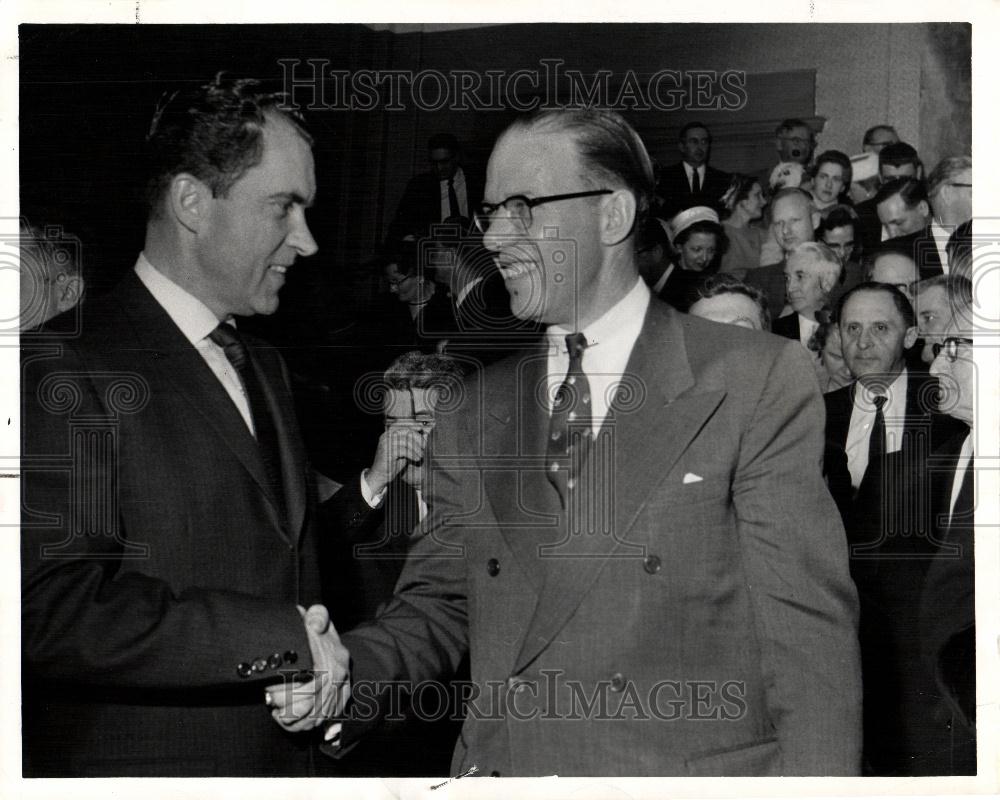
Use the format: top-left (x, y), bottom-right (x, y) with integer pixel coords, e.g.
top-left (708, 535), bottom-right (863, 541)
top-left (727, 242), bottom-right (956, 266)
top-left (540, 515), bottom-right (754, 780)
top-left (266, 604), bottom-right (351, 732)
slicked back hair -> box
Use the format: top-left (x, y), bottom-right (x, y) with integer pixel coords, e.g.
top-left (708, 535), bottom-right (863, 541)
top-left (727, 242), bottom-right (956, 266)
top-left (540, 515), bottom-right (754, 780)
top-left (835, 281), bottom-right (916, 330)
top-left (144, 72), bottom-right (311, 218)
top-left (507, 108), bottom-right (656, 236)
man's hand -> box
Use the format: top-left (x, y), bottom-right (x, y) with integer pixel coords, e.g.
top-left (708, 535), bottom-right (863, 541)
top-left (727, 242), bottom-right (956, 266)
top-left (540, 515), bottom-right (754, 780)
top-left (266, 605), bottom-right (351, 732)
top-left (366, 424), bottom-right (430, 496)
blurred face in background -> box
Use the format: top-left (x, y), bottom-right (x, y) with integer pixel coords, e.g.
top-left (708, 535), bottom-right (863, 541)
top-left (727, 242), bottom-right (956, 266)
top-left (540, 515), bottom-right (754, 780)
top-left (777, 125), bottom-right (813, 164)
top-left (821, 225), bottom-right (857, 265)
top-left (771, 194), bottom-right (816, 254)
top-left (739, 182), bottom-right (766, 221)
top-left (677, 231), bottom-right (718, 271)
top-left (813, 162), bottom-right (847, 205)
top-left (679, 126), bottom-right (710, 168)
top-left (870, 253), bottom-right (919, 302)
top-left (821, 324), bottom-right (853, 389)
top-left (839, 289), bottom-right (917, 385)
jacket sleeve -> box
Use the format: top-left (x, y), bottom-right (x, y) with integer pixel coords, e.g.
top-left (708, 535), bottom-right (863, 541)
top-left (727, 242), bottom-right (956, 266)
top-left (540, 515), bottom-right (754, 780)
top-left (20, 341), bottom-right (314, 692)
top-left (732, 341), bottom-right (862, 775)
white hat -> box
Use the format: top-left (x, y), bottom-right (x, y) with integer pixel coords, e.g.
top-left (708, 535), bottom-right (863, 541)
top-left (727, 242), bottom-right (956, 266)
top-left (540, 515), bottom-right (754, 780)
top-left (850, 151), bottom-right (879, 183)
top-left (668, 206), bottom-right (720, 243)
top-left (769, 162), bottom-right (806, 190)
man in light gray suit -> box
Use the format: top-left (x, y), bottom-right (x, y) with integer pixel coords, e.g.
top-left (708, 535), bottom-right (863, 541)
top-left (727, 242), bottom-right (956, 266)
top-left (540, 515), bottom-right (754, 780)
top-left (276, 108), bottom-right (862, 777)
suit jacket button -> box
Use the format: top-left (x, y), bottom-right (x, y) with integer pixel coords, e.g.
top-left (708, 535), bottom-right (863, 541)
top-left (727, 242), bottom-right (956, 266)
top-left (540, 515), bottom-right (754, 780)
top-left (487, 558), bottom-right (501, 577)
top-left (643, 555), bottom-right (662, 574)
top-left (252, 657), bottom-right (268, 673)
top-left (267, 653), bottom-right (283, 670)
top-left (237, 662), bottom-right (253, 679)
top-left (610, 672), bottom-right (627, 692)
top-left (283, 650), bottom-right (299, 665)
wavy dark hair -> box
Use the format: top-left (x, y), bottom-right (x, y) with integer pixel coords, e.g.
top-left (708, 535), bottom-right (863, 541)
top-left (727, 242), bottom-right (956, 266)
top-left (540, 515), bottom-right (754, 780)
top-left (144, 72), bottom-right (311, 217)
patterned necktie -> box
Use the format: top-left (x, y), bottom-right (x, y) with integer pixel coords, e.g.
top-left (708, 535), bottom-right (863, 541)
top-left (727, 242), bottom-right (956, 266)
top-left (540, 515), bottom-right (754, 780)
top-left (546, 332), bottom-right (592, 496)
top-left (208, 322), bottom-right (286, 516)
top-left (447, 177), bottom-right (460, 220)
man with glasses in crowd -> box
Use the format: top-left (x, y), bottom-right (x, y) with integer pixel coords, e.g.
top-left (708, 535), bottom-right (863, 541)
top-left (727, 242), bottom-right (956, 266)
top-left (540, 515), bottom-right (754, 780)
top-left (272, 107), bottom-right (862, 777)
top-left (920, 281), bottom-right (976, 774)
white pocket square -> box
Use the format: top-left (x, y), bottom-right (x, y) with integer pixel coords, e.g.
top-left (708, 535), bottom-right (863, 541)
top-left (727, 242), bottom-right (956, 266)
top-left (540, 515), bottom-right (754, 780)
top-left (682, 473), bottom-right (703, 484)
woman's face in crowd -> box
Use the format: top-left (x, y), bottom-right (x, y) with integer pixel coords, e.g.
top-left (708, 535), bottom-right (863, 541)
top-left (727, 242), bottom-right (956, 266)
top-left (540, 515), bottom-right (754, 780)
top-left (678, 232), bottom-right (718, 272)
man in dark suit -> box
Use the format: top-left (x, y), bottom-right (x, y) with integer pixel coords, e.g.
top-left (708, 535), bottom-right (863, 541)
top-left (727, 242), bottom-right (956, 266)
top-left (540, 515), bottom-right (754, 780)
top-left (853, 142), bottom-right (924, 253)
top-left (875, 177), bottom-right (949, 280)
top-left (655, 121), bottom-right (731, 218)
top-left (21, 75), bottom-right (348, 777)
top-left (822, 282), bottom-right (964, 775)
top-left (282, 108), bottom-right (862, 776)
top-left (922, 309), bottom-right (976, 774)
top-left (385, 133), bottom-right (483, 248)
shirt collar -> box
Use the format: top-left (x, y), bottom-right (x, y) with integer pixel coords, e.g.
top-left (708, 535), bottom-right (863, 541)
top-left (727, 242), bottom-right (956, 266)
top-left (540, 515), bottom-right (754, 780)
top-left (441, 166), bottom-right (465, 185)
top-left (853, 368), bottom-right (908, 414)
top-left (134, 252), bottom-right (227, 345)
top-left (547, 277), bottom-right (651, 354)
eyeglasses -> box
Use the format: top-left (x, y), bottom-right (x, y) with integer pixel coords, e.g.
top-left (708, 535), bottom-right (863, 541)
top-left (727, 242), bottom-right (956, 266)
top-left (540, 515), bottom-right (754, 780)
top-left (932, 337), bottom-right (973, 362)
top-left (779, 136), bottom-right (811, 145)
top-left (473, 190), bottom-right (612, 234)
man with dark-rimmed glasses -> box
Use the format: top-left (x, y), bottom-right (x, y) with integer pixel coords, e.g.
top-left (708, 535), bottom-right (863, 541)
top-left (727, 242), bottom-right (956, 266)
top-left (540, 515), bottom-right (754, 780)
top-left (288, 107), bottom-right (861, 777)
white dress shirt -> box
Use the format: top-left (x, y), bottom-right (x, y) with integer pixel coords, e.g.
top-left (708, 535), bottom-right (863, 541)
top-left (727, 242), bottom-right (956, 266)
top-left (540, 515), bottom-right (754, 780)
top-left (949, 432), bottom-right (974, 524)
top-left (439, 166), bottom-right (468, 221)
top-left (930, 219), bottom-right (953, 274)
top-left (683, 162), bottom-right (706, 193)
top-left (797, 313), bottom-right (820, 349)
top-left (135, 253), bottom-right (255, 435)
top-left (845, 369), bottom-right (908, 489)
top-left (546, 278), bottom-right (651, 437)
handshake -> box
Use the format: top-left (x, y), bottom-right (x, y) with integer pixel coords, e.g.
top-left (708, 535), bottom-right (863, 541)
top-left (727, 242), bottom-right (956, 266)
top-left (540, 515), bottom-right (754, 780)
top-left (265, 605), bottom-right (350, 741)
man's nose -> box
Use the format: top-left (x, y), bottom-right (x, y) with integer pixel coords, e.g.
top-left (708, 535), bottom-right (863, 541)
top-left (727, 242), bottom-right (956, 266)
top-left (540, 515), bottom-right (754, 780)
top-left (288, 210), bottom-right (318, 257)
top-left (482, 211), bottom-right (521, 253)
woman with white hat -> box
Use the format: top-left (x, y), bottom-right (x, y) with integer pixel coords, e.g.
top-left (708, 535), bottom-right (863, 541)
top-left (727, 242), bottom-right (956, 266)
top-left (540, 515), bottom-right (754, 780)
top-left (653, 206), bottom-right (726, 311)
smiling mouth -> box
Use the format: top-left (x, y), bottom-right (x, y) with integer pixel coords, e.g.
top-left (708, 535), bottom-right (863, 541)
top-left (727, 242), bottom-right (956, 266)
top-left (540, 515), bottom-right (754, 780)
top-left (498, 262), bottom-right (533, 280)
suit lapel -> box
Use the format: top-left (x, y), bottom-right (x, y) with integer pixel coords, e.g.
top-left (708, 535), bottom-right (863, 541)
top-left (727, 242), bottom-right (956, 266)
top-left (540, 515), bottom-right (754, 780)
top-left (512, 302), bottom-right (727, 674)
top-left (117, 273), bottom-right (290, 540)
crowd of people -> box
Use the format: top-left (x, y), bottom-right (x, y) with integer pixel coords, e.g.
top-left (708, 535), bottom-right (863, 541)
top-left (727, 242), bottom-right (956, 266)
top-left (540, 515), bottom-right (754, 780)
top-left (20, 75), bottom-right (977, 780)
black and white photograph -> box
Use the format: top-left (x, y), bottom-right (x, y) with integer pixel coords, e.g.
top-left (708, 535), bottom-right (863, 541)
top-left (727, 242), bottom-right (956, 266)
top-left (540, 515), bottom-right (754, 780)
top-left (2, 3), bottom-right (997, 797)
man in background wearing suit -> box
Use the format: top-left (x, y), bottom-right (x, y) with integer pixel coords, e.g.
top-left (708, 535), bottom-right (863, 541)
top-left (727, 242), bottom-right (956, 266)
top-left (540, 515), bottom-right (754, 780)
top-left (21, 74), bottom-right (348, 777)
top-left (321, 351), bottom-right (465, 776)
top-left (655, 121), bottom-right (731, 218)
top-left (385, 133), bottom-right (483, 248)
top-left (278, 108), bottom-right (861, 776)
top-left (922, 289), bottom-right (976, 774)
top-left (822, 282), bottom-right (963, 775)
top-left (773, 241), bottom-right (840, 348)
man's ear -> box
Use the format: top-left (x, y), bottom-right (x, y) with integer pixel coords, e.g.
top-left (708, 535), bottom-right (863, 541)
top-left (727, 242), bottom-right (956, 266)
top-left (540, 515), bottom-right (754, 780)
top-left (917, 200), bottom-right (930, 220)
top-left (903, 324), bottom-right (919, 350)
top-left (600, 189), bottom-right (637, 246)
top-left (55, 275), bottom-right (84, 313)
top-left (811, 210), bottom-right (822, 231)
top-left (168, 173), bottom-right (212, 233)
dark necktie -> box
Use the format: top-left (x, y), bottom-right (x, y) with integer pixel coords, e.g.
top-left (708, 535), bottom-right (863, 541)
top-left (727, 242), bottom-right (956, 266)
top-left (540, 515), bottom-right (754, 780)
top-left (208, 322), bottom-right (286, 516)
top-left (447, 177), bottom-right (460, 220)
top-left (691, 167), bottom-right (701, 195)
top-left (546, 332), bottom-right (592, 497)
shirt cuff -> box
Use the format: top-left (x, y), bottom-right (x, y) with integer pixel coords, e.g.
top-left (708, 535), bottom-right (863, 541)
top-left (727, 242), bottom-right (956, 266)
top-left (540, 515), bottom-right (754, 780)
top-left (359, 469), bottom-right (387, 509)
